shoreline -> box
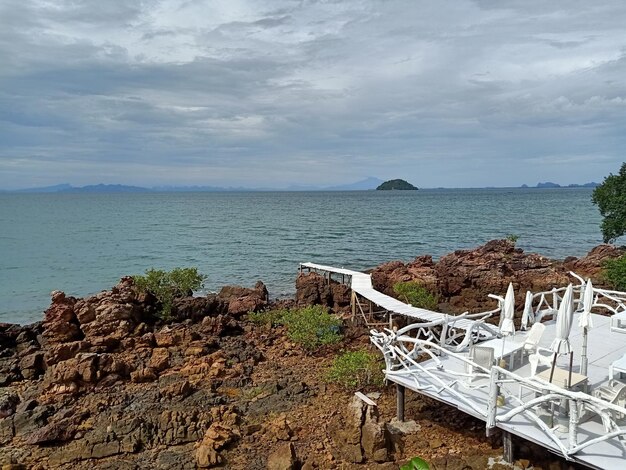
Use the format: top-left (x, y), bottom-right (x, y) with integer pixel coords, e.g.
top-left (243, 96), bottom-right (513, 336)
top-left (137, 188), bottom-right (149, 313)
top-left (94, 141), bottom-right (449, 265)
top-left (0, 239), bottom-right (623, 469)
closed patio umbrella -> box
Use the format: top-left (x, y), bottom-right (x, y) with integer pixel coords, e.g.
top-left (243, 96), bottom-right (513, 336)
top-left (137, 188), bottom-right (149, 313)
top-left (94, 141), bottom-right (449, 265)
top-left (521, 290), bottom-right (534, 330)
top-left (579, 279), bottom-right (594, 376)
top-left (499, 283), bottom-right (515, 363)
top-left (549, 283), bottom-right (574, 383)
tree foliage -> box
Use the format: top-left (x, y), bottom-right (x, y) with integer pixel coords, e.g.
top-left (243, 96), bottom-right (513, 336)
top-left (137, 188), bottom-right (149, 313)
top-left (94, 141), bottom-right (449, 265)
top-left (393, 281), bottom-right (438, 310)
top-left (592, 162), bottom-right (626, 243)
top-left (603, 255), bottom-right (626, 291)
top-left (133, 267), bottom-right (205, 319)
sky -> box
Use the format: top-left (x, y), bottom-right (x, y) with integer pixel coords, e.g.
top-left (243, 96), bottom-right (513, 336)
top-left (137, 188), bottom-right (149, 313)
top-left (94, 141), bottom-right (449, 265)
top-left (1, 1), bottom-right (625, 190)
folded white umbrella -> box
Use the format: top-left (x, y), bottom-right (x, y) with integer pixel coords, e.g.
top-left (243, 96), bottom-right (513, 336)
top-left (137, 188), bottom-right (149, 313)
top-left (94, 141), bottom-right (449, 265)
top-left (499, 283), bottom-right (515, 362)
top-left (550, 283), bottom-right (574, 355)
top-left (521, 290), bottom-right (534, 330)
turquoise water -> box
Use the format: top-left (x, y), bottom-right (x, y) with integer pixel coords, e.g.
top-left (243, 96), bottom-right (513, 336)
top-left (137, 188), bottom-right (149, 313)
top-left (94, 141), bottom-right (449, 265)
top-left (0, 188), bottom-right (602, 324)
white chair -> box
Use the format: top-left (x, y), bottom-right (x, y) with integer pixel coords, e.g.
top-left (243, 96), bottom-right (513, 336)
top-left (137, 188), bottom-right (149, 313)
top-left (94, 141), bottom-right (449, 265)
top-left (593, 379), bottom-right (626, 420)
top-left (466, 346), bottom-right (494, 382)
top-left (522, 323), bottom-right (546, 357)
top-left (529, 347), bottom-right (555, 376)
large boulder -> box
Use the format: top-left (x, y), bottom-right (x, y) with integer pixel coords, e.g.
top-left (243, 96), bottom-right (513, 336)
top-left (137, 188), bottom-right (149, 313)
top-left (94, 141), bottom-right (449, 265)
top-left (295, 272), bottom-right (351, 311)
top-left (218, 281), bottom-right (269, 316)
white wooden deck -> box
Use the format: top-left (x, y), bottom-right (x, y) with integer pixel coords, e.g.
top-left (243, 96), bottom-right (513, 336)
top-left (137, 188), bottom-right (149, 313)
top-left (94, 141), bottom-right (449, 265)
top-left (387, 312), bottom-right (626, 470)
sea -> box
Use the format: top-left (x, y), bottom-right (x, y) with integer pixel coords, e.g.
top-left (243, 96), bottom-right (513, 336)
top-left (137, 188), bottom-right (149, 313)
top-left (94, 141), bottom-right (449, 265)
top-left (0, 188), bottom-right (603, 324)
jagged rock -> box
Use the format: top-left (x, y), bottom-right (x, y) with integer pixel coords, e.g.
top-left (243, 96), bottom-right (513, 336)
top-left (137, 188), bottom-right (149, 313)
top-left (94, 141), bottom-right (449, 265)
top-left (18, 351), bottom-right (43, 380)
top-left (564, 244), bottom-right (624, 280)
top-left (267, 442), bottom-right (296, 470)
top-left (148, 348), bottom-right (170, 371)
top-left (361, 406), bottom-right (388, 462)
top-left (195, 422), bottom-right (239, 468)
top-left (130, 367), bottom-right (157, 383)
top-left (266, 414), bottom-right (293, 441)
top-left (0, 390), bottom-right (19, 418)
top-left (172, 294), bottom-right (227, 322)
top-left (42, 291), bottom-right (81, 345)
top-left (219, 281), bottom-right (269, 316)
top-left (328, 396), bottom-right (365, 463)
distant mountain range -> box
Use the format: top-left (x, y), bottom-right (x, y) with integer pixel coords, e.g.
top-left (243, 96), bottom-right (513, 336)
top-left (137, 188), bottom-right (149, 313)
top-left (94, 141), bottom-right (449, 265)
top-left (3, 177), bottom-right (386, 193)
top-left (521, 182), bottom-right (599, 189)
top-left (2, 178), bottom-right (600, 193)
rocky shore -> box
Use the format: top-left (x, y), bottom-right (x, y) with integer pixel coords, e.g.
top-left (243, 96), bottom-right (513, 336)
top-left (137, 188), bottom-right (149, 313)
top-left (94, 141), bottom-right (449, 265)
top-left (0, 240), bottom-right (623, 469)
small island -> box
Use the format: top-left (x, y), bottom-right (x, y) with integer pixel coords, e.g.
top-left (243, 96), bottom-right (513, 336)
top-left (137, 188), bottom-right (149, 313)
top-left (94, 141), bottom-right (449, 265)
top-left (376, 179), bottom-right (418, 190)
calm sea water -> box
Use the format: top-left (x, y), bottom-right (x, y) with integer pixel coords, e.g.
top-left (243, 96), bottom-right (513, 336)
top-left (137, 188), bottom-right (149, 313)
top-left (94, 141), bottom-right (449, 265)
top-left (0, 188), bottom-right (602, 324)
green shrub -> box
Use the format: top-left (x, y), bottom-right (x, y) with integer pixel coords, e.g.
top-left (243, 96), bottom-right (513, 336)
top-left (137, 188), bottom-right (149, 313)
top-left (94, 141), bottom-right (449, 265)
top-left (281, 305), bottom-right (342, 350)
top-left (393, 281), bottom-right (438, 310)
top-left (505, 233), bottom-right (519, 243)
top-left (400, 457), bottom-right (430, 470)
top-left (133, 267), bottom-right (206, 319)
top-left (326, 350), bottom-right (383, 389)
top-left (248, 308), bottom-right (288, 327)
top-left (603, 254), bottom-right (626, 291)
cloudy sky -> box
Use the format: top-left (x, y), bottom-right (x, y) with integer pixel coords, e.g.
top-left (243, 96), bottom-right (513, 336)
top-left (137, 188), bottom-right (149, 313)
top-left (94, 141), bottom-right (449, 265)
top-left (1, 0), bottom-right (625, 189)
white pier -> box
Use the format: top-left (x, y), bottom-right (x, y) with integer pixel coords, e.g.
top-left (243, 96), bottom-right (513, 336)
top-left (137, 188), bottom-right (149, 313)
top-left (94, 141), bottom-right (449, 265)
top-left (299, 262), bottom-right (626, 469)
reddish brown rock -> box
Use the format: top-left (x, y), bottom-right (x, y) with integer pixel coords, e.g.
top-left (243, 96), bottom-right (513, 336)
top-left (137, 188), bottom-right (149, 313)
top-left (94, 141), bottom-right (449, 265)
top-left (219, 281), bottom-right (269, 316)
top-left (42, 291), bottom-right (82, 345)
top-left (564, 244), bottom-right (624, 281)
top-left (295, 272), bottom-right (350, 310)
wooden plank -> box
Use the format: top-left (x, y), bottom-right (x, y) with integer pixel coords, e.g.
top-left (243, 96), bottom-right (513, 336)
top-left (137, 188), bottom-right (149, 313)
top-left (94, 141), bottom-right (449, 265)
top-left (354, 391), bottom-right (376, 407)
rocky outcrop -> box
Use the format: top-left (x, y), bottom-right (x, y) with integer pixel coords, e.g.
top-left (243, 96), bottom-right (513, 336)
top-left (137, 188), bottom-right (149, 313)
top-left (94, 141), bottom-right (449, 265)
top-left (370, 240), bottom-right (623, 314)
top-left (328, 395), bottom-right (389, 464)
top-left (295, 272), bottom-right (351, 311)
top-left (564, 244), bottom-right (624, 279)
top-left (218, 281), bottom-right (269, 316)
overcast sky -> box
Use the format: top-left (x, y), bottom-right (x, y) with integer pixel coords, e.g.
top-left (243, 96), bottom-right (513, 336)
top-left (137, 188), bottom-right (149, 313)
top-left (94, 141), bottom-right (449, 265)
top-left (1, 1), bottom-right (625, 189)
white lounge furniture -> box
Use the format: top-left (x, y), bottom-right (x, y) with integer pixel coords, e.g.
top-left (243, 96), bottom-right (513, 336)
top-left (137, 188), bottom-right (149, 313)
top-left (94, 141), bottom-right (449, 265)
top-left (610, 311), bottom-right (626, 334)
top-left (593, 379), bottom-right (626, 420)
top-left (522, 322), bottom-right (546, 357)
top-left (466, 345), bottom-right (494, 382)
top-left (610, 353), bottom-right (626, 380)
top-left (529, 347), bottom-right (556, 376)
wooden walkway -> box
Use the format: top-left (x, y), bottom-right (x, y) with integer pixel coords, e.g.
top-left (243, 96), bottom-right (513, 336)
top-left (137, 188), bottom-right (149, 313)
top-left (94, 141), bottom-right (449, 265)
top-left (299, 262), bottom-right (477, 331)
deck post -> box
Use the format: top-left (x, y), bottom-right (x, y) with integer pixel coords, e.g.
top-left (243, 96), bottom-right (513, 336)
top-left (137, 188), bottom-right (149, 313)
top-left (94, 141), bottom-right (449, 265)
top-left (350, 291), bottom-right (356, 322)
top-left (396, 384), bottom-right (405, 422)
top-left (568, 399), bottom-right (579, 449)
top-left (502, 431), bottom-right (514, 463)
top-left (486, 368), bottom-right (499, 435)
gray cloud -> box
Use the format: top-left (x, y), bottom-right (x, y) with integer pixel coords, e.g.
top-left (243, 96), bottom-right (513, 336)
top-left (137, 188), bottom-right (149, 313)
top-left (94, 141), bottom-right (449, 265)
top-left (0, 0), bottom-right (625, 189)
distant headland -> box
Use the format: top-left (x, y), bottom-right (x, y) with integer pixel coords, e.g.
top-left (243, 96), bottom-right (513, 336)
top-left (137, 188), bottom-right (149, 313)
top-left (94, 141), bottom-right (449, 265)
top-left (376, 179), bottom-right (418, 190)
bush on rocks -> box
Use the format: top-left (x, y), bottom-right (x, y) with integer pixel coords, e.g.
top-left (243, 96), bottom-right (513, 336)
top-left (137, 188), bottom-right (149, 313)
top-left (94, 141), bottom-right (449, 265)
top-left (132, 267), bottom-right (206, 320)
top-left (326, 350), bottom-right (383, 389)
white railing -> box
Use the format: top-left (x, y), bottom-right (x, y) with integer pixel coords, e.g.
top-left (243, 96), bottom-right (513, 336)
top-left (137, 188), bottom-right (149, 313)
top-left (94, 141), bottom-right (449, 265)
top-left (371, 330), bottom-right (626, 459)
top-left (522, 272), bottom-right (626, 328)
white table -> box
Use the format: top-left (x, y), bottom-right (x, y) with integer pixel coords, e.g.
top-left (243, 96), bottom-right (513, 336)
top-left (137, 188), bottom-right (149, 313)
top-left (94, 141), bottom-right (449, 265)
top-left (478, 337), bottom-right (526, 369)
top-left (610, 353), bottom-right (626, 380)
top-left (537, 367), bottom-right (588, 391)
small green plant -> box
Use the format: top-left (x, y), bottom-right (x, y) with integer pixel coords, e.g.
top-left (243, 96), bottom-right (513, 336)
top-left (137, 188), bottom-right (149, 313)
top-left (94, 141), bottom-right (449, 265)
top-left (393, 282), bottom-right (438, 310)
top-left (326, 350), bottom-right (383, 389)
top-left (505, 233), bottom-right (519, 244)
top-left (603, 254), bottom-right (626, 291)
top-left (281, 305), bottom-right (342, 350)
top-left (400, 456), bottom-right (430, 470)
top-left (133, 267), bottom-right (206, 319)
top-left (248, 308), bottom-right (288, 327)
